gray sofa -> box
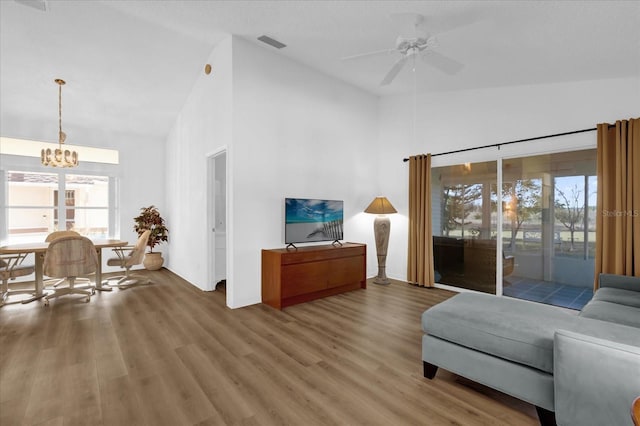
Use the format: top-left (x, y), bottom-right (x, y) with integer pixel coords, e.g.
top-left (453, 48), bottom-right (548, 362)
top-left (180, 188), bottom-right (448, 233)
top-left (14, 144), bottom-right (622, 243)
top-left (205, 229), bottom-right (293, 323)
top-left (421, 273), bottom-right (640, 426)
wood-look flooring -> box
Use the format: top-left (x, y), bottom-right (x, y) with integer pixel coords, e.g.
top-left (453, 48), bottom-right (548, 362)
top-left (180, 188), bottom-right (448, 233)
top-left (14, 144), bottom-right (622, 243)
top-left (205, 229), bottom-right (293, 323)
top-left (0, 270), bottom-right (539, 425)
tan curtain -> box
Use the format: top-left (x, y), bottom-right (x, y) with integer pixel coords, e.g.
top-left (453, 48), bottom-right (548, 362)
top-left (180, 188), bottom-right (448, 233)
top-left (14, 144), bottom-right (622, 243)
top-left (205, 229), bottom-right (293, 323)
top-left (595, 118), bottom-right (640, 287)
top-left (407, 154), bottom-right (435, 287)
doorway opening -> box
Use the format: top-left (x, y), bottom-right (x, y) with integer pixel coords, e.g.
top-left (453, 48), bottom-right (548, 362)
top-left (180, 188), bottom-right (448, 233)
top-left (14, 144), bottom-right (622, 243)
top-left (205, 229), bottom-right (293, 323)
top-left (207, 150), bottom-right (227, 293)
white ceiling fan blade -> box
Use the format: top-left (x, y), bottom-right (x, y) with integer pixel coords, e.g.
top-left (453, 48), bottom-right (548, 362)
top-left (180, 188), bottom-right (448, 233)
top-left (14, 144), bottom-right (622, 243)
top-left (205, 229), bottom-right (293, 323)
top-left (380, 56), bottom-right (408, 86)
top-left (341, 48), bottom-right (396, 61)
top-left (390, 13), bottom-right (428, 38)
top-left (392, 10), bottom-right (480, 37)
top-left (421, 50), bottom-right (464, 75)
top-left (14, 0), bottom-right (48, 11)
top-left (426, 10), bottom-right (480, 34)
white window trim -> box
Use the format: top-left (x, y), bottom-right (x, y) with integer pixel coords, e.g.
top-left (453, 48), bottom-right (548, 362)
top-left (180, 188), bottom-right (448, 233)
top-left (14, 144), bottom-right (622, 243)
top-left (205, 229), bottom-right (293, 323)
top-left (1, 155), bottom-right (120, 243)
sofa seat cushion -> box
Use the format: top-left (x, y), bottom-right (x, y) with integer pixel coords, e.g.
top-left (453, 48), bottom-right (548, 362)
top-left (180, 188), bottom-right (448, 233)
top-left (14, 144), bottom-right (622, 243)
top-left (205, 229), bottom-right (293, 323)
top-left (579, 300), bottom-right (640, 327)
top-left (591, 287), bottom-right (640, 308)
top-left (422, 293), bottom-right (581, 373)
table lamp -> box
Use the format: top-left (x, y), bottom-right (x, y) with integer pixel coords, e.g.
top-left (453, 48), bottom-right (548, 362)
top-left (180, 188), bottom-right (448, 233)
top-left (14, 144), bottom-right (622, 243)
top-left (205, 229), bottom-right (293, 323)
top-left (364, 196), bottom-right (397, 285)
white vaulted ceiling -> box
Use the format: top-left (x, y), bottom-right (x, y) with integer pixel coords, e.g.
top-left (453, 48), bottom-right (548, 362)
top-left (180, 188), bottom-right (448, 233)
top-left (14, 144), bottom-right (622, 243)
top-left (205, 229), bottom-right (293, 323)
top-left (1, 0), bottom-right (639, 141)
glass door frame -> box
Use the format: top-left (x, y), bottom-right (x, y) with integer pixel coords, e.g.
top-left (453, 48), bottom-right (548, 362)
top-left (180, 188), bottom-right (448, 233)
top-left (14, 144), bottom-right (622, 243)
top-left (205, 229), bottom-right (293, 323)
top-left (430, 134), bottom-right (596, 296)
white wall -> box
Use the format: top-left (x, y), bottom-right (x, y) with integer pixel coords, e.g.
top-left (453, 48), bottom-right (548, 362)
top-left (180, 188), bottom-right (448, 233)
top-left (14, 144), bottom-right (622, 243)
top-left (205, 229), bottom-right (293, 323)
top-left (166, 40), bottom-right (639, 307)
top-left (165, 36), bottom-right (380, 308)
top-left (229, 37), bottom-right (379, 308)
top-left (165, 37), bottom-right (233, 293)
top-left (118, 132), bottom-right (166, 255)
top-left (377, 76), bottom-right (640, 282)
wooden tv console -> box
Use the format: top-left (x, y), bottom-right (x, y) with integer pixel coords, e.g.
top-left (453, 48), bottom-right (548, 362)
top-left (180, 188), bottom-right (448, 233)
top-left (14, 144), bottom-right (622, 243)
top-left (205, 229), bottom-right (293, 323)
top-left (261, 242), bottom-right (366, 309)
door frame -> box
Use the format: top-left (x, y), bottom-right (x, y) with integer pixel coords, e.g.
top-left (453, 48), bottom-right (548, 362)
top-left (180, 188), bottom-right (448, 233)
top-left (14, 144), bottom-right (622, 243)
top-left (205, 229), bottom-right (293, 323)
top-left (206, 147), bottom-right (228, 293)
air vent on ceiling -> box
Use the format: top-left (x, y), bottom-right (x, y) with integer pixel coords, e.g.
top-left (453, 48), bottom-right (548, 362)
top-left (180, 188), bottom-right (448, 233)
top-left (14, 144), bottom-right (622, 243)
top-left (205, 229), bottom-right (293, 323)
top-left (14, 0), bottom-right (48, 11)
top-left (257, 35), bottom-right (286, 50)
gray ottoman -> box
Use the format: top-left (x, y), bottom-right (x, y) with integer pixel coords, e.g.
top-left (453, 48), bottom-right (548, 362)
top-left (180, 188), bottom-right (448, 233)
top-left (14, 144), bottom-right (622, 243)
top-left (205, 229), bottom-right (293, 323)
top-left (422, 292), bottom-right (582, 426)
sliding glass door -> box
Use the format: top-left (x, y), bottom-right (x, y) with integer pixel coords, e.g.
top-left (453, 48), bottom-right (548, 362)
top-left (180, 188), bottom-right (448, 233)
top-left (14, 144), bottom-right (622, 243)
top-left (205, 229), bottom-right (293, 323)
top-left (431, 161), bottom-right (498, 294)
top-left (501, 150), bottom-right (596, 309)
top-left (432, 149), bottom-right (597, 309)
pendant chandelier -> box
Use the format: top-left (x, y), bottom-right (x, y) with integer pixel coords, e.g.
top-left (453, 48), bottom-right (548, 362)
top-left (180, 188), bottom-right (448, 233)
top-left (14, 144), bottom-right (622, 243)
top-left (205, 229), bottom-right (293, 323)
top-left (41, 78), bottom-right (78, 168)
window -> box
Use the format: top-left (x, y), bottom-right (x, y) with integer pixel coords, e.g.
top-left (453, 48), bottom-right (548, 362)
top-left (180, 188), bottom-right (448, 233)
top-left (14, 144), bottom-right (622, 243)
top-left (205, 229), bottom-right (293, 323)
top-left (64, 174), bottom-right (110, 238)
top-left (5, 170), bottom-right (58, 241)
top-left (3, 170), bottom-right (114, 243)
top-left (53, 190), bottom-right (75, 229)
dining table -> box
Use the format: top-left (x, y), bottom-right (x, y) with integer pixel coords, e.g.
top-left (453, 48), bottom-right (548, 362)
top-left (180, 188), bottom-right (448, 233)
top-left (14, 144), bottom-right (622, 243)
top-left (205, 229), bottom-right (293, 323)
top-left (0, 239), bottom-right (128, 303)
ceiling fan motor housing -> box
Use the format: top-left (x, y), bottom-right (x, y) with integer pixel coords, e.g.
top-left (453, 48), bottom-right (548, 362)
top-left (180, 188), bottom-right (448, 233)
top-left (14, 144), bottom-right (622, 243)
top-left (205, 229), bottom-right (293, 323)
top-left (396, 36), bottom-right (430, 56)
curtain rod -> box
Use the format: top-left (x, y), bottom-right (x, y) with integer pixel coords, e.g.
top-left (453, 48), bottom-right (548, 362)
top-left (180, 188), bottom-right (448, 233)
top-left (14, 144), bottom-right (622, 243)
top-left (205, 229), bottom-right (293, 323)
top-left (402, 126), bottom-right (600, 162)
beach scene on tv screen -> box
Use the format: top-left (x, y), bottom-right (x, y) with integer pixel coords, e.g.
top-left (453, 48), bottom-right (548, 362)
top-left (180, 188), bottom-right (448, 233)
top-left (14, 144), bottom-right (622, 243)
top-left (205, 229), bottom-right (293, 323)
top-left (285, 198), bottom-right (344, 243)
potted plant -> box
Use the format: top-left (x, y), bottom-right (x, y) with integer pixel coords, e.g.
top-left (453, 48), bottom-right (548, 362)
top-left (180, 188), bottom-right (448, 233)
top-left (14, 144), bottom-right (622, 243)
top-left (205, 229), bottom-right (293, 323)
top-left (134, 205), bottom-right (169, 271)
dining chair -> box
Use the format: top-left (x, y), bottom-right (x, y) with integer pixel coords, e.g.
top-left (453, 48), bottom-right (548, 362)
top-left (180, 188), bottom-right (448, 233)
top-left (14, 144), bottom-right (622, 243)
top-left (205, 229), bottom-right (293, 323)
top-left (44, 230), bottom-right (91, 288)
top-left (0, 254), bottom-right (36, 307)
top-left (632, 396), bottom-right (640, 426)
top-left (45, 230), bottom-right (81, 242)
top-left (105, 230), bottom-right (151, 288)
top-left (43, 235), bottom-right (98, 306)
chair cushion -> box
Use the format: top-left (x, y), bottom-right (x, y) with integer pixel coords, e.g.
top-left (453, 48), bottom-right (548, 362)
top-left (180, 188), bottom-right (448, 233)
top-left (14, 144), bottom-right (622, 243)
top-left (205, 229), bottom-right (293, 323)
top-left (107, 256), bottom-right (132, 267)
top-left (422, 292), bottom-right (581, 373)
top-left (0, 264), bottom-right (35, 280)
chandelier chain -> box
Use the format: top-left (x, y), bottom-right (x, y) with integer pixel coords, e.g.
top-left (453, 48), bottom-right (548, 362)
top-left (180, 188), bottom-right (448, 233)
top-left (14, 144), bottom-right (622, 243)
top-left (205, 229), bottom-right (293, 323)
top-left (58, 81), bottom-right (62, 145)
top-left (41, 78), bottom-right (78, 168)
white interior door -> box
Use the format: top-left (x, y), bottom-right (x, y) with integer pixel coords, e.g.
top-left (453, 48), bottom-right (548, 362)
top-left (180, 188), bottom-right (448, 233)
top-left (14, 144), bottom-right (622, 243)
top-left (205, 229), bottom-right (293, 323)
top-left (207, 150), bottom-right (227, 291)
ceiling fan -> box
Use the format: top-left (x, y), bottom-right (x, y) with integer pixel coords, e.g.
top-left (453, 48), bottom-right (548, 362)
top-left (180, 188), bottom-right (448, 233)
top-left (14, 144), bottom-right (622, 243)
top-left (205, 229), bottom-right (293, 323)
top-left (14, 0), bottom-right (48, 12)
top-left (343, 13), bottom-right (466, 86)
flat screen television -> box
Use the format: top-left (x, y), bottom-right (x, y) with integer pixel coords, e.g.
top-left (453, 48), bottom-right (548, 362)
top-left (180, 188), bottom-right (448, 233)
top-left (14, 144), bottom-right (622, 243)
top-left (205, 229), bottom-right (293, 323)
top-left (285, 198), bottom-right (344, 246)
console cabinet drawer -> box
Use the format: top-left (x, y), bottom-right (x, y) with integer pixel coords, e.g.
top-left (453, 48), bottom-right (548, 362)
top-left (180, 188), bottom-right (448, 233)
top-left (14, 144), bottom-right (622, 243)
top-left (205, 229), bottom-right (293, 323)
top-left (262, 243), bottom-right (366, 309)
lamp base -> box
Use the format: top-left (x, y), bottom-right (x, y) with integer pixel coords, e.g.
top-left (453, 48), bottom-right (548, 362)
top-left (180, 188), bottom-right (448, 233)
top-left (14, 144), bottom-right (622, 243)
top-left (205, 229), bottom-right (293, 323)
top-left (372, 216), bottom-right (391, 286)
top-left (372, 276), bottom-right (390, 285)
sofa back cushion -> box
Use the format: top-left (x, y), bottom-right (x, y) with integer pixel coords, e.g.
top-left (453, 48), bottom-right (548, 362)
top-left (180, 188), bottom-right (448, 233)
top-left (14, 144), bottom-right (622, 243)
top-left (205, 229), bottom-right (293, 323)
top-left (591, 287), bottom-right (640, 308)
top-left (579, 300), bottom-right (640, 328)
top-left (599, 273), bottom-right (640, 292)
